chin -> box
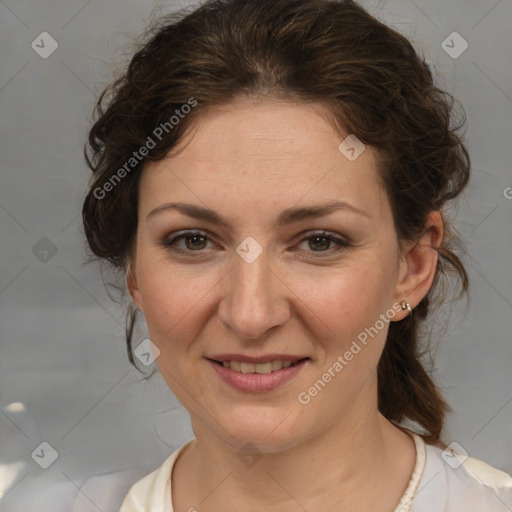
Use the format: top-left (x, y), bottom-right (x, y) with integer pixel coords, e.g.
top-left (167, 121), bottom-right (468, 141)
top-left (213, 405), bottom-right (306, 453)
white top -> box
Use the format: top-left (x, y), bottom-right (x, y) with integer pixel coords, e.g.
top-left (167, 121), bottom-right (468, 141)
top-left (119, 433), bottom-right (512, 512)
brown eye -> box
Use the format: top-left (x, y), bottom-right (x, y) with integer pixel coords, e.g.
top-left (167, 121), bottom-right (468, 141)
top-left (308, 235), bottom-right (332, 251)
top-left (294, 231), bottom-right (350, 257)
top-left (162, 231), bottom-right (214, 254)
top-left (184, 234), bottom-right (208, 250)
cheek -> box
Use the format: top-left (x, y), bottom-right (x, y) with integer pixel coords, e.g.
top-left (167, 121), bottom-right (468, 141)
top-left (136, 255), bottom-right (221, 346)
top-left (290, 257), bottom-right (395, 336)
top-left (291, 266), bottom-right (395, 406)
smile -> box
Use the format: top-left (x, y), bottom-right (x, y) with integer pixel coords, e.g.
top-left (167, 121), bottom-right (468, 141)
top-left (218, 359), bottom-right (304, 374)
top-left (208, 358), bottom-right (310, 392)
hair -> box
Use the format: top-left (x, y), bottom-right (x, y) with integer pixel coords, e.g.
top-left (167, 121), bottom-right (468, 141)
top-left (82, 0), bottom-right (470, 443)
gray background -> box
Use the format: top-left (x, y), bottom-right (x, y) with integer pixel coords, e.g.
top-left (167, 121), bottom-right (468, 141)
top-left (0, 0), bottom-right (511, 510)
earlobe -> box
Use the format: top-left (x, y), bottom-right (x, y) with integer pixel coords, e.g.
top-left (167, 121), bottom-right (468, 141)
top-left (392, 211), bottom-right (443, 320)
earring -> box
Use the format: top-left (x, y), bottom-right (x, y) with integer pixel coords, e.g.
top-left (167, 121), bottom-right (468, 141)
top-left (400, 300), bottom-right (412, 315)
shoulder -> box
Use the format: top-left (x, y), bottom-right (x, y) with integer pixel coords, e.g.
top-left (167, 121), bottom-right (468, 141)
top-left (411, 438), bottom-right (512, 512)
top-left (119, 440), bottom-right (194, 512)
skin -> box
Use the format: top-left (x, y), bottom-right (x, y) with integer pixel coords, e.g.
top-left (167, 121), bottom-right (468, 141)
top-left (127, 98), bottom-right (443, 512)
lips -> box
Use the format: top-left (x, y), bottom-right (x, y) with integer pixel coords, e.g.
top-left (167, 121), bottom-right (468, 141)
top-left (213, 359), bottom-right (308, 374)
top-left (208, 357), bottom-right (309, 392)
top-left (207, 354), bottom-right (309, 364)
top-left (208, 354), bottom-right (309, 373)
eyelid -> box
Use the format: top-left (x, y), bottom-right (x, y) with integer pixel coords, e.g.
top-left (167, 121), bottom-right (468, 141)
top-left (161, 229), bottom-right (218, 254)
top-left (292, 230), bottom-right (351, 255)
top-left (164, 229), bottom-right (214, 242)
top-left (297, 229), bottom-right (350, 243)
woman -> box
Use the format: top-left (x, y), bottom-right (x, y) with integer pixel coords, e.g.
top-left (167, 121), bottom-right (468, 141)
top-left (82, 0), bottom-right (512, 510)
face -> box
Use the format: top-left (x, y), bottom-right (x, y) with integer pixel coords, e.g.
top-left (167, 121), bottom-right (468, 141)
top-left (128, 99), bottom-right (415, 452)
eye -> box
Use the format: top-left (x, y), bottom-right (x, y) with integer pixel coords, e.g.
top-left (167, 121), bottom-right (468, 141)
top-left (162, 230), bottom-right (215, 254)
top-left (161, 229), bottom-right (350, 258)
top-left (295, 231), bottom-right (350, 255)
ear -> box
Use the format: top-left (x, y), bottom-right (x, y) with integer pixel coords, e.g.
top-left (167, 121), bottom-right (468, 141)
top-left (392, 211), bottom-right (443, 320)
top-left (126, 260), bottom-right (143, 311)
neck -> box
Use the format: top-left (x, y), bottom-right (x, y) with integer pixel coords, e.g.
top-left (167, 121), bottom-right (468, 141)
top-left (174, 387), bottom-right (416, 512)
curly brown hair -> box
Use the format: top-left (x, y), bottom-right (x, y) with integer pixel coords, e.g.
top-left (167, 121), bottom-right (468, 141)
top-left (82, 0), bottom-right (470, 442)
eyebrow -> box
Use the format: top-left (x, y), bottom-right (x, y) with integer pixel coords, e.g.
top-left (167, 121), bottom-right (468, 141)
top-left (146, 200), bottom-right (369, 228)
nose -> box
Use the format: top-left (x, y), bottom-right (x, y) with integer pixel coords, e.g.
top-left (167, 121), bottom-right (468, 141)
top-left (218, 253), bottom-right (291, 340)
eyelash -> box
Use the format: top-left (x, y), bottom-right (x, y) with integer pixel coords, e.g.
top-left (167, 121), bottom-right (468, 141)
top-left (161, 230), bottom-right (351, 258)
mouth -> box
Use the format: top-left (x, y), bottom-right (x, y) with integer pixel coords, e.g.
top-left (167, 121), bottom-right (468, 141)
top-left (207, 357), bottom-right (310, 374)
top-left (207, 356), bottom-right (310, 392)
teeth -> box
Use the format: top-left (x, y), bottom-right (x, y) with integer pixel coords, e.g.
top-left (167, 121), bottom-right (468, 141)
top-left (240, 362), bottom-right (255, 374)
top-left (271, 360), bottom-right (282, 371)
top-left (255, 362), bottom-right (273, 374)
top-left (221, 359), bottom-right (300, 373)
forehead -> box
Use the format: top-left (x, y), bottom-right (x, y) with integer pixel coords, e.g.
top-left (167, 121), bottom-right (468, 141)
top-left (139, 100), bottom-right (388, 221)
